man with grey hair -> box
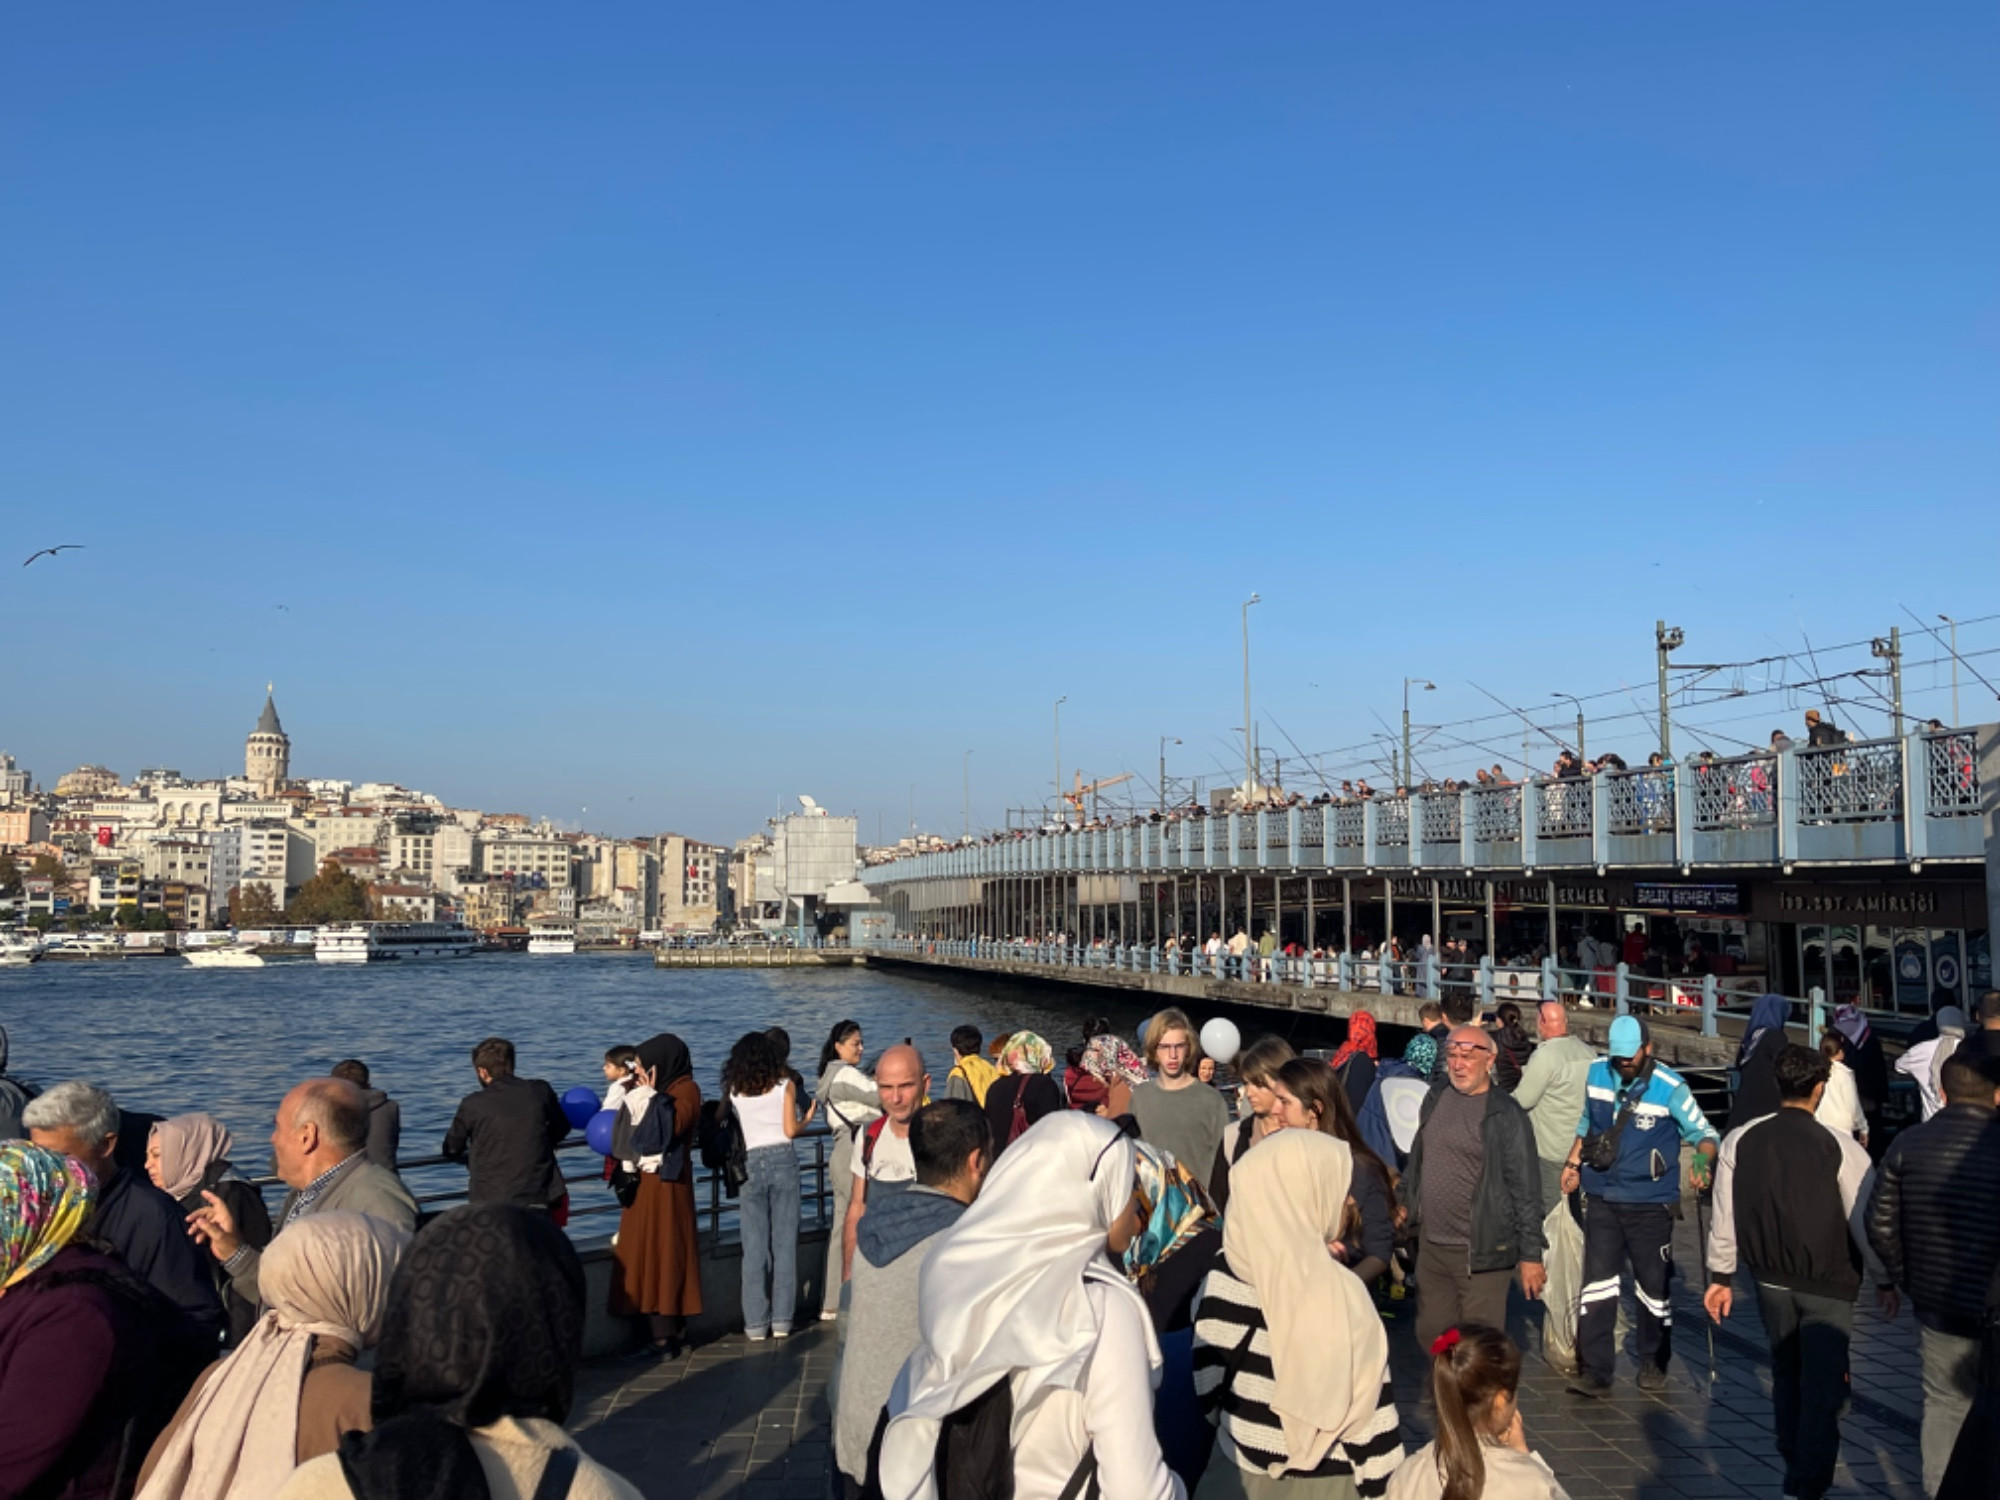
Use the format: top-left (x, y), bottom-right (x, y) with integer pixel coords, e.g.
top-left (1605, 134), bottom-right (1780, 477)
top-left (187, 1075), bottom-right (417, 1307)
top-left (1400, 1024), bottom-right (1548, 1351)
top-left (24, 1079), bottom-right (224, 1341)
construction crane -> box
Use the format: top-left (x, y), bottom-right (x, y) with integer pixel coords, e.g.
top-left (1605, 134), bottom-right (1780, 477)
top-left (1061, 771), bottom-right (1134, 820)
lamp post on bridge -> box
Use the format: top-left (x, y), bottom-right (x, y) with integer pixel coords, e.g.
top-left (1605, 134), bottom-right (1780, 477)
top-left (1402, 678), bottom-right (1434, 788)
top-left (963, 749), bottom-right (973, 838)
top-left (1938, 614), bottom-right (1960, 727)
top-left (1159, 736), bottom-right (1181, 815)
top-left (1242, 594), bottom-right (1261, 804)
top-left (1552, 692), bottom-right (1586, 761)
top-left (1053, 696), bottom-right (1067, 827)
top-left (1656, 621), bottom-right (1684, 760)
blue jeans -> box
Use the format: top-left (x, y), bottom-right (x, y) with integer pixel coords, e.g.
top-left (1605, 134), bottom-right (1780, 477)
top-left (740, 1144), bottom-right (799, 1334)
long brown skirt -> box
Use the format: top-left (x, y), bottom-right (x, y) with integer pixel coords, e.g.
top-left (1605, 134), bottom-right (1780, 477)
top-left (609, 1168), bottom-right (703, 1317)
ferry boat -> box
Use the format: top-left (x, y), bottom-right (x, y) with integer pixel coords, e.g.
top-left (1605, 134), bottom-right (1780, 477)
top-left (0, 933), bottom-right (44, 967)
top-left (314, 921), bottom-right (481, 964)
top-left (527, 925), bottom-right (577, 955)
top-left (184, 939), bottom-right (266, 969)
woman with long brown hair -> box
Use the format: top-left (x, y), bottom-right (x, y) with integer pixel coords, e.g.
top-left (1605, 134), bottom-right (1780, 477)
top-left (1269, 1058), bottom-right (1397, 1287)
top-left (1385, 1325), bottom-right (1569, 1499)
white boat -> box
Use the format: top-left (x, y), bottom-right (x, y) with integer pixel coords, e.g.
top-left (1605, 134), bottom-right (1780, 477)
top-left (184, 940), bottom-right (266, 969)
top-left (315, 921), bottom-right (481, 964)
top-left (46, 933), bottom-right (124, 959)
top-left (0, 933), bottom-right (44, 967)
top-left (527, 925), bottom-right (577, 955)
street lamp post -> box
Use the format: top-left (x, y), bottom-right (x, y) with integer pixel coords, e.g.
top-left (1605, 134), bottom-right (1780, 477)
top-left (1159, 736), bottom-right (1181, 815)
top-left (1656, 621), bottom-right (1685, 760)
top-left (1053, 696), bottom-right (1067, 826)
top-left (1402, 678), bottom-right (1435, 788)
top-left (1939, 614), bottom-right (1960, 726)
top-left (1552, 692), bottom-right (1586, 761)
top-left (1242, 594), bottom-right (1261, 803)
top-left (963, 749), bottom-right (973, 838)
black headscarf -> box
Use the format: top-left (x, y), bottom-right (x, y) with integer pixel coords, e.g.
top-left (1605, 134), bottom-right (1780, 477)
top-left (637, 1032), bottom-right (692, 1090)
top-left (338, 1204), bottom-right (587, 1500)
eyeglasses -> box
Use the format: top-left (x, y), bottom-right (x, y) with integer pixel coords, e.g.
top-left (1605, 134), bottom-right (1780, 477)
top-left (1444, 1043), bottom-right (1494, 1057)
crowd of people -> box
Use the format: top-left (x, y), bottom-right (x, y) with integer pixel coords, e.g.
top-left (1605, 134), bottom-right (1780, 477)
top-left (3, 979), bottom-right (1998, 1500)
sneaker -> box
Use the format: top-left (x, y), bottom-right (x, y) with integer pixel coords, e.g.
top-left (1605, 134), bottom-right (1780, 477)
top-left (773, 1326), bottom-right (791, 1339)
top-left (820, 1309), bottom-right (840, 1322)
top-left (1566, 1372), bottom-right (1612, 1399)
top-left (746, 1328), bottom-right (769, 1342)
top-left (1636, 1364), bottom-right (1668, 1392)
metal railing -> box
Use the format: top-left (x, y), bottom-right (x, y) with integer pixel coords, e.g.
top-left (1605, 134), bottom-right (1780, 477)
top-left (868, 726), bottom-right (1985, 885)
top-left (242, 1129), bottom-right (841, 1247)
top-left (866, 935), bottom-right (1842, 1039)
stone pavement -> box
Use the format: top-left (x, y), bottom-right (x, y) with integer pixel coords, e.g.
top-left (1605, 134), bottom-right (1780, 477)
top-left (571, 1209), bottom-right (1927, 1500)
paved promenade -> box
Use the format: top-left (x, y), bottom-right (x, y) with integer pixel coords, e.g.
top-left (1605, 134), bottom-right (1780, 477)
top-left (570, 1213), bottom-right (1925, 1500)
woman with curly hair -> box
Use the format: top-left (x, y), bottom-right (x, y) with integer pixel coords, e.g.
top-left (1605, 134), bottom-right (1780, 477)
top-left (724, 1030), bottom-right (806, 1340)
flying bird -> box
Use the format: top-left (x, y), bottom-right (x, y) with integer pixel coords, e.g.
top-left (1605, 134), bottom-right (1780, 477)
top-left (273, 604), bottom-right (290, 612)
top-left (21, 544), bottom-right (83, 568)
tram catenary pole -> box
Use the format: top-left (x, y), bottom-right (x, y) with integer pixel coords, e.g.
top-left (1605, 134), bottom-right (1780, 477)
top-left (1656, 621), bottom-right (1685, 760)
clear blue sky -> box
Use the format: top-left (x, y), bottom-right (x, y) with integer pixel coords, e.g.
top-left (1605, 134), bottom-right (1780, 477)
top-left (4, 4), bottom-right (1994, 843)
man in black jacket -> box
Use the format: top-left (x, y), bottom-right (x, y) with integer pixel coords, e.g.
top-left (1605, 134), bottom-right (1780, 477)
top-left (441, 1037), bottom-right (572, 1215)
top-left (1401, 1024), bottom-right (1547, 1352)
top-left (1704, 1045), bottom-right (1894, 1500)
top-left (1866, 1050), bottom-right (2000, 1496)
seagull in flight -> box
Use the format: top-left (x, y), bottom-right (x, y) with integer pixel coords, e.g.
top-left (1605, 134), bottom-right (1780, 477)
top-left (21, 544), bottom-right (83, 568)
top-left (273, 604), bottom-right (290, 612)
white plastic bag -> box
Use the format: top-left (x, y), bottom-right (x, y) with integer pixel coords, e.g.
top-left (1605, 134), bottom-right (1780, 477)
top-left (1541, 1196), bottom-right (1585, 1371)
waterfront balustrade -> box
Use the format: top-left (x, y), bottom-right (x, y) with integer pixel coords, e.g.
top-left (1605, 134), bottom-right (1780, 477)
top-left (865, 728), bottom-right (1986, 884)
top-left (864, 933), bottom-right (1837, 1040)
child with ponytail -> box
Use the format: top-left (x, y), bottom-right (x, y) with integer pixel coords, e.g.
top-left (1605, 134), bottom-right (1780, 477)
top-left (1386, 1325), bottom-right (1572, 1500)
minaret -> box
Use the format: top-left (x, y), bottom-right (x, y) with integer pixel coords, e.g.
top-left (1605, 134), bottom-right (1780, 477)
top-left (246, 684), bottom-right (291, 797)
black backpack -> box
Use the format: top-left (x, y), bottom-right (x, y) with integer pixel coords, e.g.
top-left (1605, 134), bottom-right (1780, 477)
top-left (696, 1098), bottom-right (749, 1195)
top-left (861, 1380), bottom-right (1098, 1500)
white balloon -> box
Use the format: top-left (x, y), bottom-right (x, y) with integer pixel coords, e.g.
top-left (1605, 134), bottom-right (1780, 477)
top-left (1199, 1017), bottom-right (1242, 1065)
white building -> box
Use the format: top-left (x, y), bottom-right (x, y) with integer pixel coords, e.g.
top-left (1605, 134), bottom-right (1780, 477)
top-left (478, 829), bottom-right (574, 890)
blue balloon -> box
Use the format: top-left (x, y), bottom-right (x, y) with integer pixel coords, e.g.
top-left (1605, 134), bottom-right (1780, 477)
top-left (584, 1107), bottom-right (619, 1157)
top-left (561, 1087), bottom-right (602, 1131)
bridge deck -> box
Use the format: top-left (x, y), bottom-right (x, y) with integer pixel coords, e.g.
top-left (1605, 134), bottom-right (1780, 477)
top-left (569, 1213), bottom-right (1925, 1499)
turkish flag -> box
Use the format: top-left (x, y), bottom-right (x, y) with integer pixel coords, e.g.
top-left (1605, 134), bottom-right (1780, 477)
top-left (96, 826), bottom-right (114, 846)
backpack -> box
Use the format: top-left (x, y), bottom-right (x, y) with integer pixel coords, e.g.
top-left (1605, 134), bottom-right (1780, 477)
top-left (948, 1053), bottom-right (1002, 1108)
top-left (696, 1098), bottom-right (748, 1196)
top-left (861, 1114), bottom-right (892, 1170)
top-left (859, 1378), bottom-right (1099, 1500)
top-left (1004, 1079), bottom-right (1033, 1150)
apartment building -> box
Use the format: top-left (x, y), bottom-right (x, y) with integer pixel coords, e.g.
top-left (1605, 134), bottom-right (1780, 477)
top-left (655, 833), bottom-right (723, 932)
top-left (478, 830), bottom-right (574, 890)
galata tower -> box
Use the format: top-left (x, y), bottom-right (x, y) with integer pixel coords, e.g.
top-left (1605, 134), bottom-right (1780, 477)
top-left (246, 685), bottom-right (291, 797)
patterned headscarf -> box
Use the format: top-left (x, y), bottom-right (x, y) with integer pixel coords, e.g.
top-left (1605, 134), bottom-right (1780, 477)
top-left (1332, 1012), bottom-right (1378, 1069)
top-left (1124, 1139), bottom-right (1216, 1279)
top-left (338, 1204), bottom-right (586, 1500)
top-left (149, 1113), bottom-right (235, 1201)
top-left (1001, 1031), bottom-right (1054, 1075)
top-left (1402, 1033), bottom-right (1438, 1078)
top-left (1082, 1033), bottom-right (1149, 1088)
top-left (1832, 1003), bottom-right (1871, 1049)
top-left (1, 1142), bottom-right (95, 1290)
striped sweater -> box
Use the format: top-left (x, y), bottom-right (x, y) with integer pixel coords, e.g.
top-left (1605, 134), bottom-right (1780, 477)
top-left (1191, 1258), bottom-right (1404, 1496)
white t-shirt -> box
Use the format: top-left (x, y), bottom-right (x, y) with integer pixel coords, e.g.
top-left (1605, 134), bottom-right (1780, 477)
top-left (852, 1122), bottom-right (915, 1184)
top-left (732, 1084), bottom-right (792, 1152)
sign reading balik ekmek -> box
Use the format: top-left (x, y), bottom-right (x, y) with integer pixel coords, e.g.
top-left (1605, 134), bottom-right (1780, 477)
top-left (1631, 882), bottom-right (1745, 914)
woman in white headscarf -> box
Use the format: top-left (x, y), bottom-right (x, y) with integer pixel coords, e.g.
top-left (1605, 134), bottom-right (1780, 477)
top-left (136, 1211), bottom-right (410, 1499)
top-left (1192, 1131), bottom-right (1403, 1498)
top-left (878, 1111), bottom-right (1183, 1500)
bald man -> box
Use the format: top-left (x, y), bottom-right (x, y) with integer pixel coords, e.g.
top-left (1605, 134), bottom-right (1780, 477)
top-left (1513, 1000), bottom-right (1597, 1211)
top-left (1401, 1024), bottom-right (1547, 1351)
top-left (187, 1076), bottom-right (418, 1306)
top-left (841, 1044), bottom-right (928, 1282)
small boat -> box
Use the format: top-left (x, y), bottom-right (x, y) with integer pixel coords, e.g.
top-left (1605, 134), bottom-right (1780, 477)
top-left (0, 933), bottom-right (44, 967)
top-left (184, 940), bottom-right (266, 969)
top-left (527, 925), bottom-right (577, 955)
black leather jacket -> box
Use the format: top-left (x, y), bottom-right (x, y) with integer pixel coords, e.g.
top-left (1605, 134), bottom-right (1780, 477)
top-left (1865, 1103), bottom-right (2000, 1337)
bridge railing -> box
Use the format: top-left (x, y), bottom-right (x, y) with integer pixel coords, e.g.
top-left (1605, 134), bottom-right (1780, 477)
top-left (872, 726), bottom-right (1986, 884)
top-left (866, 936), bottom-right (1846, 1040)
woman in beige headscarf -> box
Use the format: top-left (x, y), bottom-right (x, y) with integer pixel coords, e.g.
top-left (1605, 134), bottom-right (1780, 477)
top-left (1191, 1130), bottom-right (1403, 1498)
top-left (136, 1211), bottom-right (410, 1499)
top-left (147, 1113), bottom-right (274, 1346)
